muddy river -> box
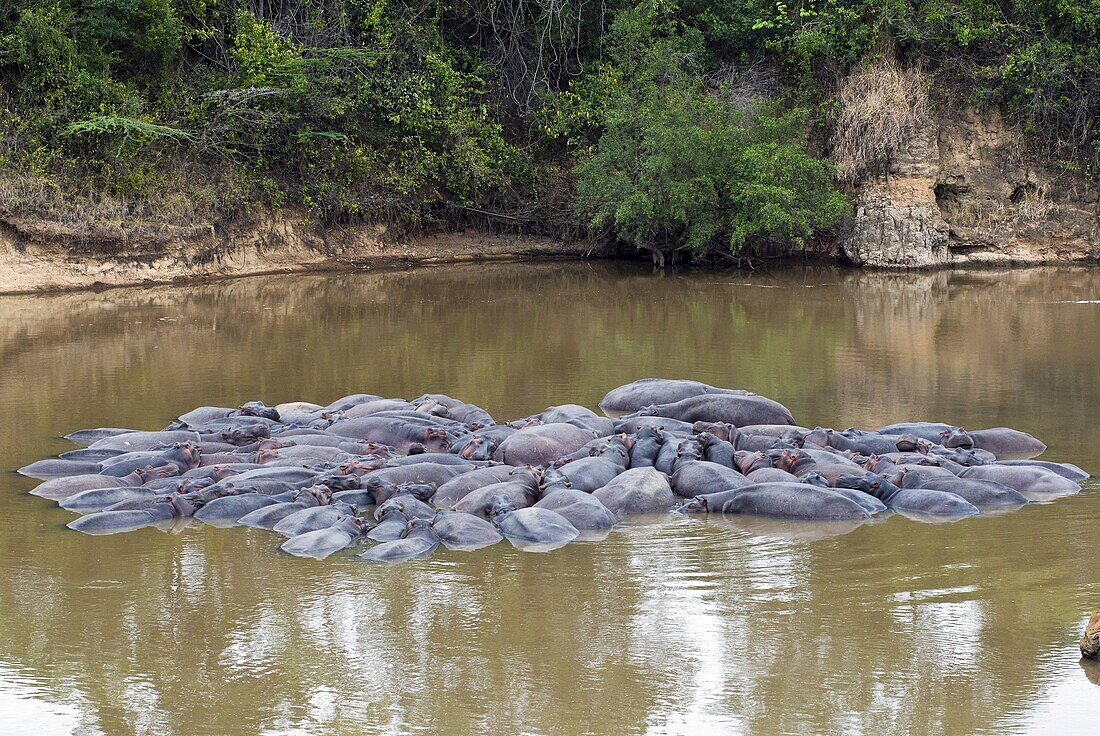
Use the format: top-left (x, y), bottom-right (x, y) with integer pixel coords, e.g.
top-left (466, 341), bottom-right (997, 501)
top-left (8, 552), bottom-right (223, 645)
top-left (1, 261), bottom-right (1098, 734)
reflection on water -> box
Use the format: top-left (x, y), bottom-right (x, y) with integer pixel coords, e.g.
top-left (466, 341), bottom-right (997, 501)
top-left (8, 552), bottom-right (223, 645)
top-left (1, 261), bottom-right (1099, 735)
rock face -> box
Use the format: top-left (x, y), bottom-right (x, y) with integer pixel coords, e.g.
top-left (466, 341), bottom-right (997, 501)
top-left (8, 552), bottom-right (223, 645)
top-left (843, 107), bottom-right (1099, 268)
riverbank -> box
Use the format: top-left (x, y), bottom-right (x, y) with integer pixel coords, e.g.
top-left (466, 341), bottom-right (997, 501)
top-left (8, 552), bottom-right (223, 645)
top-left (0, 210), bottom-right (609, 295)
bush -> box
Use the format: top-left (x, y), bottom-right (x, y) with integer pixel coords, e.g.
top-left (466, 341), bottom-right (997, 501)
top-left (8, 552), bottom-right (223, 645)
top-left (575, 9), bottom-right (848, 264)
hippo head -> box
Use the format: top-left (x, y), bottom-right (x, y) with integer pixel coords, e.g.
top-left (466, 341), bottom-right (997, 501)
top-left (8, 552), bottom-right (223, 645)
top-left (940, 427), bottom-right (974, 449)
top-left (238, 401), bottom-right (280, 421)
top-left (674, 496), bottom-right (708, 514)
top-left (222, 423), bottom-right (271, 446)
top-left (459, 436), bottom-right (495, 461)
top-left (802, 472), bottom-right (830, 488)
top-left (208, 465), bottom-right (240, 481)
top-left (487, 496), bottom-right (519, 521)
top-left (676, 438), bottom-right (704, 463)
top-left (135, 463), bottom-right (180, 483)
top-left (374, 496), bottom-right (408, 521)
top-left (256, 448), bottom-right (280, 463)
top-left (780, 429), bottom-right (808, 448)
top-left (896, 435), bottom-right (933, 454)
top-left (166, 493), bottom-right (200, 517)
top-left (834, 474), bottom-right (876, 493)
top-left (172, 442), bottom-right (203, 470)
top-left (421, 428), bottom-right (451, 453)
top-left (803, 428), bottom-right (832, 448)
top-left (332, 514), bottom-right (368, 537)
top-left (394, 482), bottom-right (435, 502)
top-left (736, 451), bottom-right (769, 475)
top-left (316, 472), bottom-right (361, 491)
top-left (401, 517), bottom-right (439, 541)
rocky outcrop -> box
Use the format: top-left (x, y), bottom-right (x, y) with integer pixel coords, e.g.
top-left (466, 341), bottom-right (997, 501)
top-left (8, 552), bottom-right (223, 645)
top-left (843, 107), bottom-right (1100, 268)
top-left (0, 210), bottom-right (603, 294)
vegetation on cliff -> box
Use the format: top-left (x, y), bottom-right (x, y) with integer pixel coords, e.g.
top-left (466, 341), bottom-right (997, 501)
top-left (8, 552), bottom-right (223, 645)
top-left (0, 0), bottom-right (1096, 262)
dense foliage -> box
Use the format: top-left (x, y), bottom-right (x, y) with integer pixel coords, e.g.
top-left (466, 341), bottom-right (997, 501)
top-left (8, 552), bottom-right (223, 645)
top-left (0, 0), bottom-right (1096, 260)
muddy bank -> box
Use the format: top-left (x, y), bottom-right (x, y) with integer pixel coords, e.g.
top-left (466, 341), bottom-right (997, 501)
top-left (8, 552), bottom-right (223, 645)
top-left (0, 210), bottom-right (608, 294)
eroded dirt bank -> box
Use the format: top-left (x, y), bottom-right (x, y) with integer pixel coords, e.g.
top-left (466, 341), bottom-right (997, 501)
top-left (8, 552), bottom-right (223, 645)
top-left (0, 211), bottom-right (606, 294)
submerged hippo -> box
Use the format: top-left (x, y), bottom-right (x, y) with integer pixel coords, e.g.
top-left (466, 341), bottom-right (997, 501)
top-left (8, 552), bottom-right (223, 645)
top-left (676, 483), bottom-right (872, 521)
top-left (835, 475), bottom-right (979, 519)
top-left (430, 512), bottom-right (504, 550)
top-left (670, 460), bottom-right (751, 498)
top-left (273, 502), bottom-right (358, 537)
top-left (592, 467), bottom-right (676, 517)
top-left (533, 489), bottom-right (618, 530)
top-left (280, 515), bottom-right (366, 559)
top-left (488, 498), bottom-right (579, 549)
top-left (68, 494), bottom-right (199, 535)
top-left (359, 518), bottom-right (441, 563)
top-left (430, 465), bottom-right (528, 507)
top-left (897, 472), bottom-right (1029, 510)
top-left (959, 464), bottom-right (1081, 499)
top-left (967, 428), bottom-right (1047, 459)
top-left (493, 423), bottom-right (598, 466)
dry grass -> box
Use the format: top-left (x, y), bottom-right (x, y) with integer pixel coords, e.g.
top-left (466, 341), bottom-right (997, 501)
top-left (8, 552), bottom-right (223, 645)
top-left (832, 54), bottom-right (932, 183)
top-left (0, 167), bottom-right (245, 238)
top-left (1012, 184), bottom-right (1057, 225)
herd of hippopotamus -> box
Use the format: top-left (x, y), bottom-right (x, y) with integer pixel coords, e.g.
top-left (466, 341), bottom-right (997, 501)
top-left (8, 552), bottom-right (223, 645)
top-left (18, 379), bottom-right (1090, 562)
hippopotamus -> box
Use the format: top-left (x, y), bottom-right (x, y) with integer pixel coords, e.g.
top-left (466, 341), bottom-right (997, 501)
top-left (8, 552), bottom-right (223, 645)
top-left (321, 394), bottom-right (383, 413)
top-left (734, 450), bottom-right (773, 475)
top-left (488, 498), bottom-right (579, 549)
top-left (800, 473), bottom-right (889, 514)
top-left (280, 515), bottom-right (366, 559)
top-left (996, 459), bottom-right (1089, 481)
top-left (676, 483), bottom-right (873, 521)
top-left (98, 444), bottom-right (202, 478)
top-left (747, 468), bottom-right (800, 484)
top-left (29, 474), bottom-right (127, 501)
top-left (804, 428), bottom-right (926, 456)
top-left (430, 465), bottom-right (529, 507)
top-left (68, 494), bottom-right (199, 535)
top-left (359, 518), bottom-right (440, 562)
top-left (193, 491), bottom-right (297, 526)
top-left (533, 405), bottom-right (614, 436)
top-left (60, 482), bottom-right (180, 513)
top-left (964, 428), bottom-right (1046, 459)
top-left (894, 471), bottom-right (1029, 510)
top-left (367, 494), bottom-right (437, 541)
top-left (272, 502), bottom-right (358, 537)
top-left (739, 424), bottom-right (812, 438)
top-left (236, 401), bottom-right (279, 421)
top-left (62, 427), bottom-right (140, 447)
top-left (670, 460), bottom-right (750, 498)
top-left (333, 463), bottom-right (471, 507)
top-left (699, 433), bottom-right (738, 468)
top-left (592, 467), bottom-right (676, 517)
top-left (558, 435), bottom-right (633, 467)
top-left (533, 489), bottom-right (618, 531)
top-left (237, 486), bottom-right (334, 529)
top-left (875, 422), bottom-right (975, 449)
top-left (638, 393), bottom-right (795, 428)
top-left (453, 480), bottom-right (539, 519)
top-left (959, 465), bottom-right (1081, 499)
top-left (17, 458), bottom-right (107, 479)
top-left (341, 399), bottom-right (415, 419)
top-left (58, 447), bottom-right (125, 462)
top-left (628, 426), bottom-right (663, 468)
top-left (654, 435), bottom-right (703, 475)
top-left (177, 406), bottom-right (236, 426)
top-left (613, 415), bottom-right (695, 437)
top-left (329, 416), bottom-right (462, 452)
top-left (493, 423), bottom-right (598, 466)
top-left (544, 456), bottom-right (622, 493)
top-left (429, 512), bottom-right (504, 550)
top-left (835, 475), bottom-right (979, 519)
top-left (599, 379), bottom-right (752, 418)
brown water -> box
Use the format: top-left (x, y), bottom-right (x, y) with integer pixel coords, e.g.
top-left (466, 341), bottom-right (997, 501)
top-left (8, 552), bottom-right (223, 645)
top-left (1, 261), bottom-right (1099, 735)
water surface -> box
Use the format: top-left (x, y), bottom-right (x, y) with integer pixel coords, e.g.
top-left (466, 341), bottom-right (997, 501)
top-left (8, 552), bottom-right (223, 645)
top-left (1, 261), bottom-right (1098, 735)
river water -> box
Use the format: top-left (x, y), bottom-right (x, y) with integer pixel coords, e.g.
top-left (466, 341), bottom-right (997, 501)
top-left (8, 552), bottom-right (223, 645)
top-left (0, 261), bottom-right (1098, 735)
